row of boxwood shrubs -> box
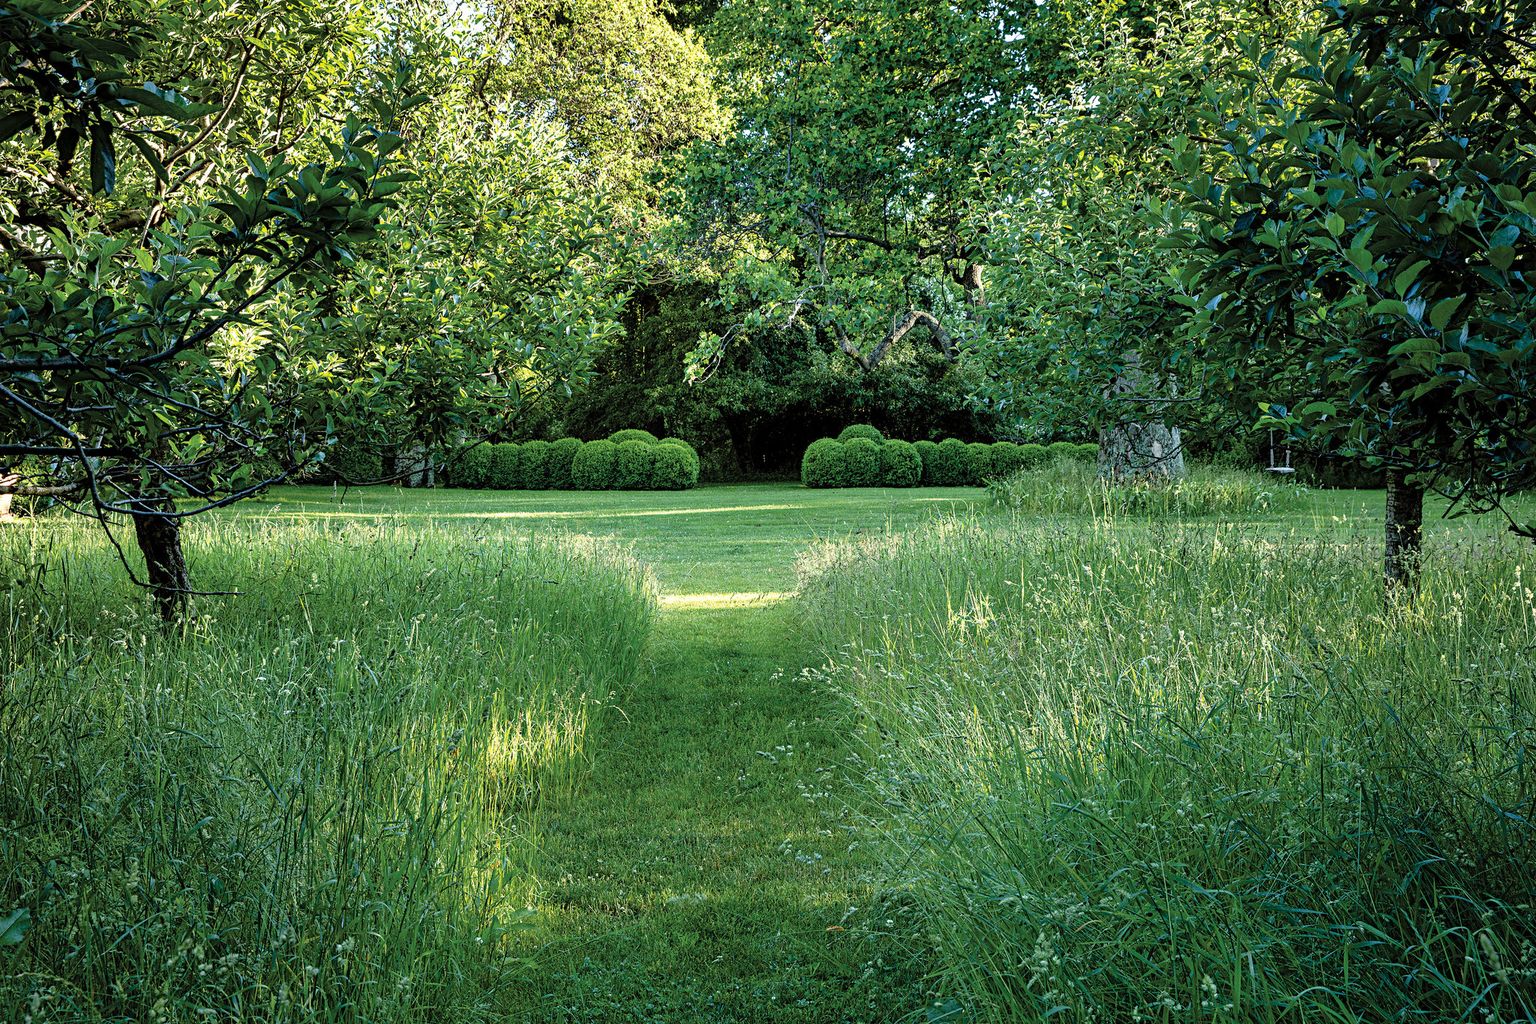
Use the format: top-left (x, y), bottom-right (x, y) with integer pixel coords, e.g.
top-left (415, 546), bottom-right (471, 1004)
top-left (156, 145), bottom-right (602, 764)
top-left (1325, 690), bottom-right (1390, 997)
top-left (802, 425), bottom-right (1098, 488)
top-left (450, 430), bottom-right (700, 490)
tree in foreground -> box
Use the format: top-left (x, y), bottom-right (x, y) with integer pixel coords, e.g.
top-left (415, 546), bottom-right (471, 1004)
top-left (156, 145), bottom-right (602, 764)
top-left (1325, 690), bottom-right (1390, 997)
top-left (0, 1), bottom-right (682, 617)
top-left (1169, 0), bottom-right (1536, 588)
top-left (974, 3), bottom-right (1287, 478)
top-left (0, 2), bottom-right (425, 617)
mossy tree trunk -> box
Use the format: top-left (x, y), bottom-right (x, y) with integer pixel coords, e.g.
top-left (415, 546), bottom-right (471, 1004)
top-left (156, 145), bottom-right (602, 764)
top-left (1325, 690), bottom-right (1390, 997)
top-left (1384, 468), bottom-right (1425, 595)
top-left (1099, 352), bottom-right (1186, 480)
top-left (132, 499), bottom-right (190, 621)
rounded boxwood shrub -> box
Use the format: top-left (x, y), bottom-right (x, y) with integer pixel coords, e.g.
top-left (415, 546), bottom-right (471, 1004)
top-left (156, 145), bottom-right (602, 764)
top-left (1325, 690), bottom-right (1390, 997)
top-left (608, 428), bottom-right (660, 445)
top-left (1075, 442), bottom-right (1100, 464)
top-left (837, 424), bottom-right (884, 443)
top-left (614, 439), bottom-right (654, 490)
top-left (1019, 443), bottom-right (1049, 470)
top-left (929, 438), bottom-right (971, 486)
top-left (520, 440), bottom-right (553, 488)
top-left (879, 440), bottom-right (922, 487)
top-left (571, 440), bottom-right (617, 489)
top-left (966, 442), bottom-right (995, 484)
top-left (913, 440), bottom-right (941, 485)
top-left (842, 438), bottom-right (882, 486)
top-left (1047, 440), bottom-right (1080, 464)
top-left (488, 443), bottom-right (522, 489)
top-left (546, 437), bottom-right (582, 489)
top-left (989, 441), bottom-right (1024, 479)
top-left (649, 444), bottom-right (699, 490)
top-left (453, 444), bottom-right (493, 488)
top-left (802, 438), bottom-right (845, 488)
top-left (658, 438), bottom-right (701, 480)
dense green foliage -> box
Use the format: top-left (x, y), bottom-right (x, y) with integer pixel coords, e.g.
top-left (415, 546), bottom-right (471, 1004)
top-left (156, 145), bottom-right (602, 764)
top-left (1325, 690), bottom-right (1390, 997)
top-left (929, 439), bottom-right (973, 487)
top-left (571, 439), bottom-right (619, 490)
top-left (608, 429), bottom-right (661, 445)
top-left (879, 440), bottom-right (922, 488)
top-left (836, 424), bottom-right (884, 443)
top-left (0, 515), bottom-right (654, 1021)
top-left (1170, 0), bottom-right (1536, 535)
top-left (547, 437), bottom-right (583, 490)
top-left (803, 518), bottom-right (1536, 1023)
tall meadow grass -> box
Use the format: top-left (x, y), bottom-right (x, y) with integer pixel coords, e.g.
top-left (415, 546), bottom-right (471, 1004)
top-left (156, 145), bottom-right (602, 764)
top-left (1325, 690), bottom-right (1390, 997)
top-left (989, 462), bottom-right (1307, 519)
top-left (1, 514), bottom-right (654, 1022)
top-left (800, 518), bottom-right (1536, 1022)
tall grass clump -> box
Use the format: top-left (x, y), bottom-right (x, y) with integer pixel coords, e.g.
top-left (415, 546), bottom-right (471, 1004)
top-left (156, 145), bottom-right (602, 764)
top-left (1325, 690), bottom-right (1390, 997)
top-left (799, 520), bottom-right (1536, 1023)
top-left (990, 460), bottom-right (1306, 519)
top-left (0, 514), bottom-right (654, 1022)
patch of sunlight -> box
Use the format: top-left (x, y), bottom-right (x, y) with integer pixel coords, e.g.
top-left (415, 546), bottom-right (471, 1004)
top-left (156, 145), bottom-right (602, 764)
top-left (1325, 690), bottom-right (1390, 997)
top-left (659, 591), bottom-right (794, 609)
top-left (257, 503), bottom-right (809, 521)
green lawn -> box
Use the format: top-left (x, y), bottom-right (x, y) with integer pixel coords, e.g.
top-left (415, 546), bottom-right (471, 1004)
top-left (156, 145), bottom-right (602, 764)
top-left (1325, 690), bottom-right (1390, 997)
top-left (237, 482), bottom-right (986, 594)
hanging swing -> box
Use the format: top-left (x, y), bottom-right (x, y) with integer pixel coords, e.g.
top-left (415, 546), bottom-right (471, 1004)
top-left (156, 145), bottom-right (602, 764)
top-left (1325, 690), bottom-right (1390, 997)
top-left (1267, 430), bottom-right (1295, 474)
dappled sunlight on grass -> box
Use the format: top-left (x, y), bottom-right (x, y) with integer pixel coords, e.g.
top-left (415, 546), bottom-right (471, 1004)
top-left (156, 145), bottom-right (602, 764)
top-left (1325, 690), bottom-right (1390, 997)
top-left (659, 591), bottom-right (794, 609)
top-left (251, 502), bottom-right (811, 521)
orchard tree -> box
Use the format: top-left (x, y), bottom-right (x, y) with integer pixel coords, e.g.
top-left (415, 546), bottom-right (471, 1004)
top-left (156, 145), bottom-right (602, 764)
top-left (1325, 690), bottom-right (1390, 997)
top-left (1169, 0), bottom-right (1536, 588)
top-left (1, 0), bottom-right (727, 618)
top-left (678, 0), bottom-right (1076, 379)
top-left (0, 1), bottom-right (423, 617)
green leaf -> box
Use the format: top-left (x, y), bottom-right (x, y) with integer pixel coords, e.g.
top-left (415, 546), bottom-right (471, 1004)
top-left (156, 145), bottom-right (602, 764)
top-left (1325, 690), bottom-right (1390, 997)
top-left (0, 907), bottom-right (30, 948)
top-left (1393, 260), bottom-right (1429, 297)
top-left (89, 123), bottom-right (116, 195)
top-left (1388, 337), bottom-right (1439, 357)
top-left (0, 110), bottom-right (34, 144)
top-left (1429, 295), bottom-right (1466, 331)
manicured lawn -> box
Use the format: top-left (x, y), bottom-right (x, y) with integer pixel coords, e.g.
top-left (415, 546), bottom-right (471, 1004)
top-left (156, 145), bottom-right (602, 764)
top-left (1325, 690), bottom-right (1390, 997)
top-left (236, 482), bottom-right (987, 593)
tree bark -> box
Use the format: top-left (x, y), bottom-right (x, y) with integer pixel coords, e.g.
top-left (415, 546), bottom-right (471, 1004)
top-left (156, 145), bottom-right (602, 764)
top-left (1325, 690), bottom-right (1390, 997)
top-left (1099, 352), bottom-right (1186, 480)
top-left (132, 500), bottom-right (190, 621)
top-left (1384, 468), bottom-right (1424, 594)
top-left (954, 262), bottom-right (985, 308)
top-left (1099, 420), bottom-right (1186, 480)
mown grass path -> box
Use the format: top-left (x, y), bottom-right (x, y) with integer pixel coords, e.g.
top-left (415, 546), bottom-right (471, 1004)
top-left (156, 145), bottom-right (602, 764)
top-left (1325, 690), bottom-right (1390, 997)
top-left (246, 484), bottom-right (987, 1021)
top-left (241, 481), bottom-right (1418, 1022)
top-left (491, 486), bottom-right (984, 1022)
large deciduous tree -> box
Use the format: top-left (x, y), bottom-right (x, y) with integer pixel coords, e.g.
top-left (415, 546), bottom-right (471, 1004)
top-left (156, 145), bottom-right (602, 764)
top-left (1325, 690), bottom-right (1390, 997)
top-left (678, 0), bottom-right (1075, 379)
top-left (1169, 0), bottom-right (1536, 589)
top-left (973, 0), bottom-right (1309, 476)
top-left (1, 0), bottom-right (720, 617)
top-left (0, 0), bottom-right (418, 617)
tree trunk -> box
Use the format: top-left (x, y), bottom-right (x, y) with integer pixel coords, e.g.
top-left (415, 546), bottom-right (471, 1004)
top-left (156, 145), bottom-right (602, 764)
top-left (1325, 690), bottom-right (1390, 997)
top-left (1099, 420), bottom-right (1186, 480)
top-left (1384, 468), bottom-right (1424, 594)
top-left (132, 500), bottom-right (190, 621)
top-left (1099, 351), bottom-right (1186, 480)
top-left (955, 262), bottom-right (985, 308)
